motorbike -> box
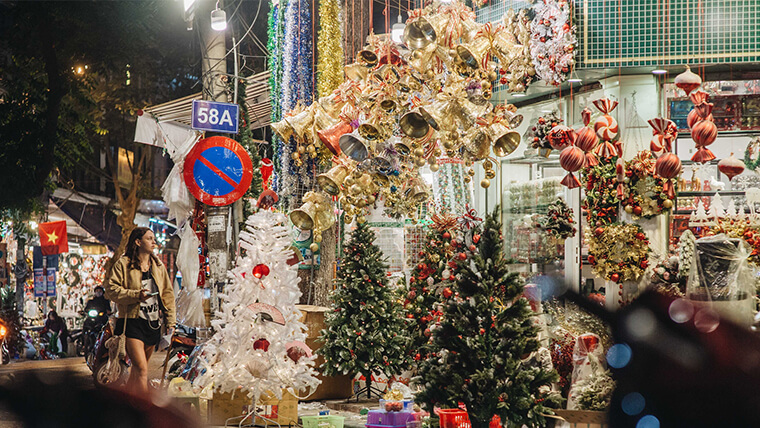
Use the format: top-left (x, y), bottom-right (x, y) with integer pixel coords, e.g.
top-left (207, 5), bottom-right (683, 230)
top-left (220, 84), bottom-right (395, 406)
top-left (74, 308), bottom-right (108, 357)
top-left (161, 323), bottom-right (197, 381)
top-left (87, 317), bottom-right (130, 387)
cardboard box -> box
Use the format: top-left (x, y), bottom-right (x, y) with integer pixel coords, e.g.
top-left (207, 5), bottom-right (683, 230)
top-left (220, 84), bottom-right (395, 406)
top-left (208, 390), bottom-right (299, 426)
top-left (297, 305), bottom-right (354, 401)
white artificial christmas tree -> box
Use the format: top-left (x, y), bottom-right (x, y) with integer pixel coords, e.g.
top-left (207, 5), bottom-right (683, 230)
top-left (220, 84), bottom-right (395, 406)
top-left (690, 200), bottom-right (710, 227)
top-left (192, 210), bottom-right (320, 402)
top-left (726, 199), bottom-right (737, 219)
top-left (708, 193), bottom-right (726, 221)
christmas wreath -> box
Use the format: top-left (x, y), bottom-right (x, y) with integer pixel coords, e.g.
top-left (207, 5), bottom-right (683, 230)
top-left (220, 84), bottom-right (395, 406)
top-left (524, 111), bottom-right (563, 154)
top-left (530, 0), bottom-right (577, 86)
top-left (581, 157), bottom-right (619, 227)
top-left (587, 222), bottom-right (650, 283)
top-left (535, 197), bottom-right (576, 240)
top-left (743, 136), bottom-right (760, 172)
top-left (622, 151), bottom-right (673, 218)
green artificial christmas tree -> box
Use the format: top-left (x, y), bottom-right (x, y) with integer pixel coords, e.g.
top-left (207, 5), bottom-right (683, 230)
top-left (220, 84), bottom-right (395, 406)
top-left (405, 218), bottom-right (459, 363)
top-left (415, 208), bottom-right (558, 428)
top-left (319, 222), bottom-right (409, 398)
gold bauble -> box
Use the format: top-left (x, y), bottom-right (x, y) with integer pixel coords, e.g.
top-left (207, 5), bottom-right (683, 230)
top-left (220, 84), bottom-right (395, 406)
top-left (449, 48), bottom-right (458, 58)
top-left (413, 147), bottom-right (425, 158)
top-left (482, 159), bottom-right (493, 170)
top-left (367, 195), bottom-right (376, 204)
top-left (344, 215), bottom-right (353, 224)
top-left (297, 146), bottom-right (306, 155)
top-left (485, 169), bottom-right (496, 179)
top-left (310, 242), bottom-right (319, 253)
top-left (465, 160), bottom-right (473, 167)
top-left (350, 184), bottom-right (362, 195)
top-left (425, 70), bottom-right (435, 80)
top-left (307, 144), bottom-right (316, 153)
top-left (344, 176), bottom-right (355, 186)
top-left (464, 176), bottom-right (472, 183)
top-left (444, 242), bottom-right (451, 249)
top-left (663, 199), bottom-right (674, 209)
top-left (442, 140), bottom-right (455, 150)
top-left (315, 234), bottom-right (323, 243)
top-left (624, 205), bottom-right (633, 214)
top-left (352, 170), bottom-right (362, 178)
top-left (357, 215), bottom-right (366, 224)
top-left (481, 81), bottom-right (491, 91)
top-left (430, 163), bottom-right (440, 172)
top-left (467, 168), bottom-right (476, 176)
top-left (356, 199), bottom-right (367, 208)
top-left (434, 148), bottom-right (442, 157)
top-left (428, 156), bottom-right (437, 165)
top-left (291, 152), bottom-right (301, 160)
top-left (431, 254), bottom-right (440, 263)
top-left (480, 178), bottom-right (491, 188)
top-left (415, 157), bottom-right (427, 167)
top-left (488, 71), bottom-right (498, 81)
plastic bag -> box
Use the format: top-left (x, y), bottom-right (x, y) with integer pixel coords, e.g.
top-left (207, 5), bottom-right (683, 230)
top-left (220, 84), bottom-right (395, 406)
top-left (161, 133), bottom-right (200, 221)
top-left (567, 333), bottom-right (605, 409)
top-left (175, 224), bottom-right (206, 327)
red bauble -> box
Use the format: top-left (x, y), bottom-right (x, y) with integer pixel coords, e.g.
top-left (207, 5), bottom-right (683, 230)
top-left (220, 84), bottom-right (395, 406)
top-left (575, 126), bottom-right (599, 153)
top-left (611, 273), bottom-right (620, 283)
top-left (633, 206), bottom-right (643, 216)
top-left (718, 154), bottom-right (745, 181)
top-left (691, 120), bottom-right (717, 147)
top-left (417, 263), bottom-right (425, 270)
top-left (469, 244), bottom-right (477, 252)
top-left (252, 264), bottom-right (270, 279)
top-left (442, 287), bottom-right (453, 298)
top-left (655, 153), bottom-right (682, 179)
top-left (548, 125), bottom-right (577, 151)
top-left (473, 234), bottom-right (481, 244)
top-left (640, 259), bottom-right (649, 268)
top-left (594, 227), bottom-right (605, 237)
top-left (636, 232), bottom-right (646, 241)
top-left (443, 232), bottom-right (451, 240)
top-left (253, 338), bottom-right (270, 351)
top-left (479, 328), bottom-right (486, 335)
top-left (559, 146), bottom-right (585, 173)
top-left (287, 346), bottom-right (308, 363)
top-left (414, 353), bottom-right (421, 361)
top-left (458, 252), bottom-right (467, 260)
top-left (424, 328), bottom-right (431, 337)
top-left (588, 255), bottom-right (596, 265)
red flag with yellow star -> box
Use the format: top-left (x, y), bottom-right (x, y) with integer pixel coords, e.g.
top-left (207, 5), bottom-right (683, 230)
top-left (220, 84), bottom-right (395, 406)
top-left (38, 221), bottom-right (68, 255)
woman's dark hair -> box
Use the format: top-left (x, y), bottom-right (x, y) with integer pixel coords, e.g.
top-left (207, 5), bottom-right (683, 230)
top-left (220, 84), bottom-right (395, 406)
top-left (124, 227), bottom-right (157, 270)
top-left (48, 311), bottom-right (60, 321)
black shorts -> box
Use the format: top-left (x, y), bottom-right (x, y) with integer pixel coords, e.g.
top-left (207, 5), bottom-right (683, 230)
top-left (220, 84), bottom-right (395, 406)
top-left (115, 318), bottom-right (162, 347)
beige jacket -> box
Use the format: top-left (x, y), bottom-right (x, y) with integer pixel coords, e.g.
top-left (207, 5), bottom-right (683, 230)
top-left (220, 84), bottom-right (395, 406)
top-left (105, 256), bottom-right (176, 327)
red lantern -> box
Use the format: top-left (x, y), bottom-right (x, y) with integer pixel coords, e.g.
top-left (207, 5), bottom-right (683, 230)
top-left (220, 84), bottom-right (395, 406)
top-left (559, 146), bottom-right (585, 189)
top-left (718, 153), bottom-right (745, 181)
top-left (252, 264), bottom-right (271, 279)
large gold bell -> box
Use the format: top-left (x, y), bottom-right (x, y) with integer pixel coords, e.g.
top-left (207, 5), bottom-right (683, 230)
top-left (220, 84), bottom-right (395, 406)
top-left (491, 29), bottom-right (523, 67)
top-left (270, 118), bottom-right (294, 142)
top-left (372, 64), bottom-right (401, 85)
top-left (316, 93), bottom-right (346, 118)
top-left (316, 121), bottom-right (352, 156)
top-left (379, 98), bottom-right (398, 114)
top-left (399, 108), bottom-right (432, 139)
top-left (464, 127), bottom-right (492, 160)
top-left (287, 109), bottom-right (315, 139)
top-left (460, 18), bottom-right (482, 43)
top-left (398, 74), bottom-right (423, 92)
top-left (490, 122), bottom-right (521, 157)
top-left (394, 137), bottom-right (413, 156)
top-left (403, 14), bottom-right (450, 49)
top-left (317, 164), bottom-right (350, 196)
top-left (456, 36), bottom-right (491, 69)
top-left (290, 201), bottom-right (317, 230)
top-left (357, 48), bottom-right (378, 67)
top-left (345, 63), bottom-right (368, 82)
top-left (503, 110), bottom-right (524, 128)
top-left (357, 119), bottom-right (383, 142)
top-left (339, 130), bottom-right (373, 162)
top-left (455, 98), bottom-right (493, 127)
top-left (403, 177), bottom-right (430, 203)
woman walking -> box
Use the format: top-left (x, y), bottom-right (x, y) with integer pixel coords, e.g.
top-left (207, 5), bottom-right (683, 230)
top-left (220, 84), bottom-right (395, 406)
top-left (105, 227), bottom-right (176, 395)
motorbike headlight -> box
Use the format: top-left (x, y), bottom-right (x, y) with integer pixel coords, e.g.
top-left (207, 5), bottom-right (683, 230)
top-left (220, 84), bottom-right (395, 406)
top-left (88, 309), bottom-right (98, 317)
top-left (0, 326), bottom-right (7, 338)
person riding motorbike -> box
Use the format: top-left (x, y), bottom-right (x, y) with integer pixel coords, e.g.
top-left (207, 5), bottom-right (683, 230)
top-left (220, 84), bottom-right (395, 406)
top-left (84, 286), bottom-right (112, 323)
top-left (78, 286), bottom-right (112, 356)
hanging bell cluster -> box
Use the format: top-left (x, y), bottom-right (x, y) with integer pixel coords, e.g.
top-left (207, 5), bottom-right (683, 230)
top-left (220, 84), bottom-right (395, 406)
top-left (274, 1), bottom-right (528, 221)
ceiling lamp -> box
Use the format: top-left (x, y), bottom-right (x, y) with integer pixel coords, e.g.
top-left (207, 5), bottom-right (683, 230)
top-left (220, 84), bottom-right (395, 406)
top-left (391, 15), bottom-right (405, 44)
top-left (211, 2), bottom-right (227, 31)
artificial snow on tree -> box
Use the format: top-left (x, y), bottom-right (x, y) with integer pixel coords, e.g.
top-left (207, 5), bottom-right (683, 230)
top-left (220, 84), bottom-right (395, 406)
top-left (405, 214), bottom-right (460, 365)
top-left (414, 208), bottom-right (559, 428)
top-left (192, 210), bottom-right (320, 402)
top-left (319, 222), bottom-right (409, 398)
top-left (708, 193), bottom-right (726, 221)
top-left (529, 0), bottom-right (577, 86)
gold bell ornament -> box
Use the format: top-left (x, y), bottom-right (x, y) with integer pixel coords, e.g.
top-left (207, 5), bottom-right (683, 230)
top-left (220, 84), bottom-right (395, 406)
top-left (378, 98), bottom-right (398, 114)
top-left (403, 13), bottom-right (450, 50)
top-left (283, 109), bottom-right (315, 141)
top-left (357, 119), bottom-right (384, 142)
top-left (489, 122), bottom-right (521, 157)
top-left (455, 98), bottom-right (494, 127)
top-left (393, 136), bottom-right (413, 156)
top-left (398, 74), bottom-right (423, 93)
top-left (339, 130), bottom-right (374, 162)
top-left (345, 63), bottom-right (369, 82)
top-left (290, 191), bottom-right (335, 232)
top-left (317, 164), bottom-right (351, 196)
top-left (456, 35), bottom-right (491, 69)
top-left (403, 177), bottom-right (430, 203)
top-left (503, 109), bottom-right (524, 128)
top-left (399, 108), bottom-right (434, 139)
top-left (357, 48), bottom-right (379, 67)
top-left (459, 18), bottom-right (482, 43)
top-left (464, 127), bottom-right (492, 160)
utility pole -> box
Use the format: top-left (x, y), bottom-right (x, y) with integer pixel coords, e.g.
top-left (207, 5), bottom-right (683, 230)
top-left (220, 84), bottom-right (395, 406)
top-left (200, 1), bottom-right (229, 314)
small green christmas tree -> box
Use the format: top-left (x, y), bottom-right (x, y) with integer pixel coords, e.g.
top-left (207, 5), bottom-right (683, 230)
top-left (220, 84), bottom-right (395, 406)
top-left (319, 222), bottom-right (409, 398)
top-left (405, 222), bottom-right (459, 363)
top-left (414, 208), bottom-right (558, 428)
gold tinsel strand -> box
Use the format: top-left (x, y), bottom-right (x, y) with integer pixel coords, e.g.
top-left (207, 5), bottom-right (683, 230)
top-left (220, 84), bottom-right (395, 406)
top-left (316, 0), bottom-right (344, 98)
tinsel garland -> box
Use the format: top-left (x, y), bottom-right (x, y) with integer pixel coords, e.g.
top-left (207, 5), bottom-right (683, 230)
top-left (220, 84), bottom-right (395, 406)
top-left (586, 222), bottom-right (650, 283)
top-left (316, 0), bottom-right (343, 98)
top-left (280, 0), bottom-right (314, 202)
top-left (530, 0), bottom-right (577, 86)
top-left (267, 1), bottom-right (284, 194)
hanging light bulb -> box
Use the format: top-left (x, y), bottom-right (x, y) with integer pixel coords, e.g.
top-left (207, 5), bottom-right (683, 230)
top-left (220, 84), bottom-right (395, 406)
top-left (652, 68), bottom-right (668, 75)
top-left (211, 2), bottom-right (227, 31)
top-left (391, 15), bottom-right (405, 44)
top-left (567, 69), bottom-right (582, 83)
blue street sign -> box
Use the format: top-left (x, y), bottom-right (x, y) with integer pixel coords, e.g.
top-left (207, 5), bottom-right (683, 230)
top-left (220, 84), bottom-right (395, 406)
top-left (191, 100), bottom-right (239, 134)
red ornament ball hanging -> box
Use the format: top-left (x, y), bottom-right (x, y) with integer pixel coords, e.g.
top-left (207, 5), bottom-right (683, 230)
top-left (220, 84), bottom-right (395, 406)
top-left (718, 153), bottom-right (745, 181)
top-left (252, 264), bottom-right (271, 279)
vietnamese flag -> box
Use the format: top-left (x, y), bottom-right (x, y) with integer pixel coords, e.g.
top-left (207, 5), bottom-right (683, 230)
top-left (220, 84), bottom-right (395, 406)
top-left (39, 221), bottom-right (68, 255)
